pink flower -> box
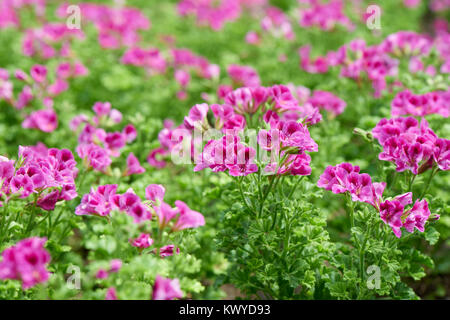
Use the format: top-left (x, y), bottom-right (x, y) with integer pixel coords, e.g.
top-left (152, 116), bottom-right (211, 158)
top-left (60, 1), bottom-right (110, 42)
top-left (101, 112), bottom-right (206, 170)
top-left (227, 146), bottom-right (258, 177)
top-left (124, 153), bottom-right (145, 176)
top-left (110, 109), bottom-right (122, 124)
top-left (152, 275), bottom-right (183, 300)
top-left (298, 45), bottom-right (329, 74)
top-left (172, 200), bottom-right (205, 231)
top-left (76, 143), bottom-right (112, 172)
top-left (404, 0), bottom-right (421, 8)
top-left (227, 64), bottom-right (261, 87)
top-left (308, 90), bottom-right (347, 116)
top-left (22, 110), bottom-right (58, 133)
top-left (275, 120), bottom-right (318, 152)
top-left (104, 132), bottom-right (126, 156)
top-left (36, 189), bottom-right (60, 211)
top-left (159, 245), bottom-right (180, 258)
top-left (269, 85), bottom-right (300, 113)
top-left (109, 259), bottom-right (122, 273)
top-left (131, 233), bottom-right (153, 249)
top-left (122, 124), bottom-right (137, 143)
top-left (93, 102), bottom-right (112, 118)
top-left (113, 189), bottom-right (152, 223)
top-left (317, 163), bottom-right (360, 193)
top-left (433, 138), bottom-right (450, 171)
top-left (177, 0), bottom-right (241, 31)
top-left (70, 114), bottom-right (89, 131)
top-left (299, 0), bottom-right (354, 31)
top-left (184, 103), bottom-right (209, 130)
top-left (30, 64), bottom-right (47, 83)
top-left (379, 199), bottom-right (404, 238)
top-left (379, 194), bottom-right (432, 238)
top-left (147, 147), bottom-right (168, 168)
top-left (47, 78), bottom-right (68, 96)
top-left (0, 237), bottom-right (51, 289)
top-left (372, 117), bottom-right (438, 174)
top-left (245, 31), bottom-right (260, 45)
top-left (96, 269), bottom-right (109, 279)
top-left (225, 87), bottom-right (269, 115)
top-left (145, 184), bottom-right (165, 202)
top-left (175, 69), bottom-right (191, 88)
top-left (15, 69), bottom-right (29, 82)
top-left (6, 146), bottom-right (78, 204)
top-left (154, 202), bottom-right (178, 229)
top-left (403, 199), bottom-right (431, 233)
top-left (105, 287), bottom-right (118, 300)
top-left (217, 85), bottom-right (233, 99)
top-left (391, 89), bottom-right (449, 118)
top-left (75, 184), bottom-right (118, 217)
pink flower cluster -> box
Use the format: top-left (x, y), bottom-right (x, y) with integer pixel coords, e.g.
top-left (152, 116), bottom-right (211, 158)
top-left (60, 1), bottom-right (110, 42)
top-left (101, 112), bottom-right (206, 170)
top-left (76, 183), bottom-right (205, 231)
top-left (299, 29), bottom-right (450, 97)
top-left (0, 237), bottom-right (51, 289)
top-left (194, 134), bottom-right (258, 176)
top-left (298, 0), bottom-right (354, 31)
top-left (379, 193), bottom-right (431, 238)
top-left (381, 31), bottom-right (433, 57)
top-left (177, 0), bottom-right (242, 31)
top-left (152, 275), bottom-right (183, 300)
top-left (76, 185), bottom-right (152, 223)
top-left (149, 84), bottom-right (329, 169)
top-left (391, 89), bottom-right (449, 118)
top-left (147, 118), bottom-right (201, 169)
top-left (260, 6), bottom-right (294, 40)
top-left (258, 120), bottom-right (318, 176)
top-left (121, 47), bottom-right (167, 75)
top-left (301, 38), bottom-right (400, 97)
top-left (1, 144), bottom-right (78, 211)
top-left (121, 46), bottom-right (219, 100)
top-left (298, 45), bottom-right (330, 74)
top-left (72, 102), bottom-right (139, 173)
top-left (305, 90), bottom-right (347, 117)
top-left (318, 163), bottom-right (386, 209)
top-left (57, 3), bottom-right (150, 49)
top-left (245, 4), bottom-right (294, 45)
top-left (130, 233), bottom-right (180, 258)
top-left (171, 48), bottom-right (220, 99)
top-left (95, 259), bottom-right (122, 279)
top-left (1, 64), bottom-right (85, 133)
top-left (430, 0), bottom-right (450, 12)
top-left (150, 184), bottom-right (205, 231)
top-left (227, 64), bottom-right (261, 88)
top-left (172, 48), bottom-right (220, 80)
top-left (0, 0), bottom-right (46, 29)
top-left (372, 117), bottom-right (449, 174)
top-left (147, 101), bottom-right (246, 168)
top-left (23, 23), bottom-right (85, 59)
top-left (317, 163), bottom-right (435, 237)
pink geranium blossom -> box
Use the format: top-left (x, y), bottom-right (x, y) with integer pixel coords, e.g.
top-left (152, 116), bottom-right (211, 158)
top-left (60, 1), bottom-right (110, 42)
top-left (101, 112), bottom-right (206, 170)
top-left (124, 153), bottom-right (145, 176)
top-left (105, 287), bottom-right (118, 300)
top-left (0, 237), bottom-right (51, 289)
top-left (130, 233), bottom-right (154, 249)
top-left (159, 245), bottom-right (180, 258)
top-left (75, 184), bottom-right (118, 217)
top-left (22, 110), bottom-right (58, 133)
top-left (152, 275), bottom-right (183, 300)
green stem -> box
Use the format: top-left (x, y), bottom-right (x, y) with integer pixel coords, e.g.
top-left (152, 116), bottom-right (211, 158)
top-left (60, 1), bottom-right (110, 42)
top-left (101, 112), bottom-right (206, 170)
top-left (238, 176), bottom-right (257, 216)
top-left (420, 166), bottom-right (438, 199)
top-left (346, 193), bottom-right (355, 230)
top-left (287, 176), bottom-right (304, 200)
